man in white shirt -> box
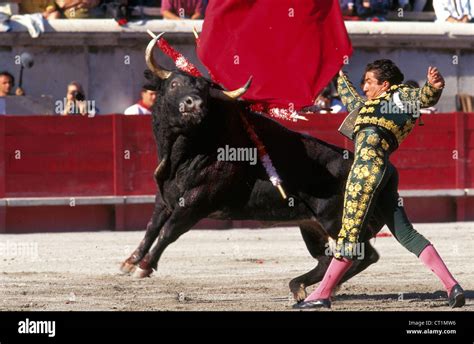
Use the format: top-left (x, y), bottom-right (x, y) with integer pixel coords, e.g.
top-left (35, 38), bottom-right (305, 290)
top-left (124, 83), bottom-right (157, 115)
top-left (433, 0), bottom-right (472, 22)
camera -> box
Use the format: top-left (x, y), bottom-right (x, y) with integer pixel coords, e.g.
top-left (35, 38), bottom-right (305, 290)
top-left (72, 90), bottom-right (85, 101)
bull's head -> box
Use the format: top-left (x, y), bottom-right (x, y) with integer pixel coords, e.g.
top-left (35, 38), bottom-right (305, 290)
top-left (145, 32), bottom-right (252, 134)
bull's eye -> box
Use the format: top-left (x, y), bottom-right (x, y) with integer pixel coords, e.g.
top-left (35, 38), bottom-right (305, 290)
top-left (171, 81), bottom-right (179, 89)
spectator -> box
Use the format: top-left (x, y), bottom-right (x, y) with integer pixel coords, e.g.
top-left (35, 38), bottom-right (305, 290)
top-left (62, 81), bottom-right (93, 116)
top-left (354, 0), bottom-right (391, 20)
top-left (303, 86), bottom-right (346, 114)
top-left (339, 0), bottom-right (355, 16)
top-left (413, 0), bottom-right (427, 11)
top-left (126, 0), bottom-right (163, 20)
top-left (0, 1), bottom-right (19, 15)
top-left (396, 0), bottom-right (427, 12)
top-left (317, 86), bottom-right (345, 113)
top-left (0, 71), bottom-right (14, 97)
top-left (129, 0), bottom-right (160, 6)
top-left (433, 0), bottom-right (471, 22)
top-left (0, 71), bottom-right (24, 96)
top-left (161, 0), bottom-right (206, 20)
top-left (124, 83), bottom-right (157, 115)
top-left (19, 0), bottom-right (61, 19)
top-left (55, 0), bottom-right (102, 18)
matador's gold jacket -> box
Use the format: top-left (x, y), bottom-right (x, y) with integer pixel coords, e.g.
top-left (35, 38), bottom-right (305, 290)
top-left (337, 73), bottom-right (443, 147)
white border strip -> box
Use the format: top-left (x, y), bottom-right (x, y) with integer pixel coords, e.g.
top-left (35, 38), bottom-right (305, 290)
top-left (6, 19), bottom-right (473, 38)
top-left (0, 189), bottom-right (472, 207)
top-left (2, 195), bottom-right (154, 207)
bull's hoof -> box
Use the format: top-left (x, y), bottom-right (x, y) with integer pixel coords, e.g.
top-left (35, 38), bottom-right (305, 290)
top-left (289, 282), bottom-right (307, 303)
top-left (119, 261), bottom-right (137, 274)
top-left (133, 267), bottom-right (154, 278)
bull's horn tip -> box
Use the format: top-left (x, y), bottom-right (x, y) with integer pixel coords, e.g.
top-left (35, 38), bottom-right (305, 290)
top-left (145, 32), bottom-right (171, 80)
top-left (147, 30), bottom-right (165, 40)
top-left (220, 76), bottom-right (253, 100)
top-left (146, 29), bottom-right (156, 38)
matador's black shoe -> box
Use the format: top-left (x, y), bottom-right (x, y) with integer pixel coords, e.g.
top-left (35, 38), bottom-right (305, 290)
top-left (448, 284), bottom-right (465, 308)
top-left (292, 299), bottom-right (331, 310)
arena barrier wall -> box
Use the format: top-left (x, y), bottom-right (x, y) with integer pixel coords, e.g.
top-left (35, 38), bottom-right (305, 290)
top-left (0, 113), bottom-right (473, 232)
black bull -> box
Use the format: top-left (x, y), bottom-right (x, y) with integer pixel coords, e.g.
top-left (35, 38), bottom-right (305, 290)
top-left (121, 44), bottom-right (400, 303)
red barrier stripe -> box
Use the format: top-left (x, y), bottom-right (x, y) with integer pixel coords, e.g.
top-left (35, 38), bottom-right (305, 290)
top-left (1, 113), bottom-right (473, 197)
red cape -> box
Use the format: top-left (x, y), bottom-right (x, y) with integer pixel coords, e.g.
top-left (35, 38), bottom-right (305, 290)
top-left (198, 0), bottom-right (353, 109)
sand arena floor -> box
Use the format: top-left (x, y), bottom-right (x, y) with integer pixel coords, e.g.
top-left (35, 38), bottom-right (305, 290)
top-left (1, 222), bottom-right (472, 311)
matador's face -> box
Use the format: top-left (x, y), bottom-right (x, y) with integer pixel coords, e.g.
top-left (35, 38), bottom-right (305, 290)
top-left (363, 71), bottom-right (390, 100)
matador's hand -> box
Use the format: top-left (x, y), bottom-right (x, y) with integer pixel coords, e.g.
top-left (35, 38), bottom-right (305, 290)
top-left (427, 66), bottom-right (445, 89)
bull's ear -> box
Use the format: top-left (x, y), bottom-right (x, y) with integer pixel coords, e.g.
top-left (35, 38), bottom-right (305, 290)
top-left (144, 69), bottom-right (157, 81)
top-left (144, 69), bottom-right (163, 90)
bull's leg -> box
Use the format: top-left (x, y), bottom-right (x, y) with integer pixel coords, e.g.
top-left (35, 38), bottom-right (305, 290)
top-left (290, 227), bottom-right (379, 302)
top-left (289, 244), bottom-right (379, 302)
top-left (298, 220), bottom-right (330, 259)
top-left (133, 193), bottom-right (211, 278)
top-left (289, 221), bottom-right (332, 302)
top-left (120, 195), bottom-right (171, 274)
top-left (291, 243), bottom-right (379, 304)
top-left (289, 255), bottom-right (331, 302)
top-left (337, 240), bottom-right (380, 285)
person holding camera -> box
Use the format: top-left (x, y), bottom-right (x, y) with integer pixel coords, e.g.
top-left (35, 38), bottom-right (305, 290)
top-left (62, 81), bottom-right (89, 116)
top-left (0, 71), bottom-right (25, 97)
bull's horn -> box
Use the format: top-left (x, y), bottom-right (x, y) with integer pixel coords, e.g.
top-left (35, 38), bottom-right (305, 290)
top-left (219, 76), bottom-right (253, 100)
top-left (145, 31), bottom-right (172, 80)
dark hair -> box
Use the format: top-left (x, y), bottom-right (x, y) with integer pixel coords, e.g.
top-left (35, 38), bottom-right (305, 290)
top-left (142, 83), bottom-right (157, 92)
top-left (0, 71), bottom-right (14, 86)
top-left (68, 81), bottom-right (86, 98)
top-left (365, 59), bottom-right (404, 86)
top-left (68, 81), bottom-right (85, 93)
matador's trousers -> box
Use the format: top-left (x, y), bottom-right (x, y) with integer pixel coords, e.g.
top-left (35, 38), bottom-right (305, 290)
top-left (335, 126), bottom-right (430, 260)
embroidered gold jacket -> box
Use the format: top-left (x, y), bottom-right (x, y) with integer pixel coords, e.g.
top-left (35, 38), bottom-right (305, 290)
top-left (337, 73), bottom-right (443, 146)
